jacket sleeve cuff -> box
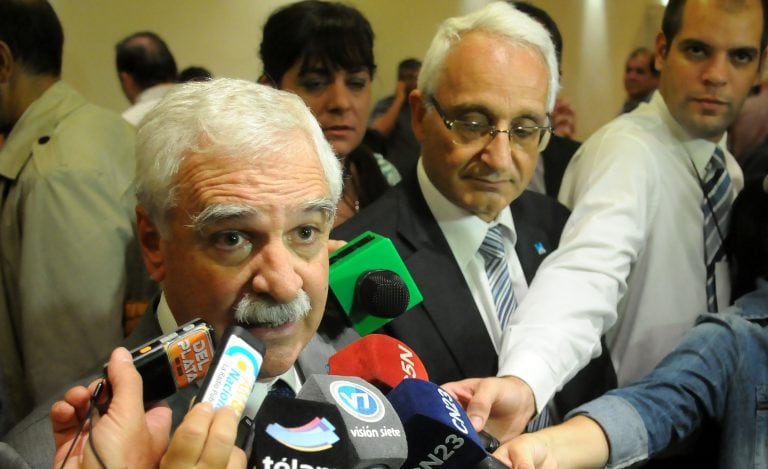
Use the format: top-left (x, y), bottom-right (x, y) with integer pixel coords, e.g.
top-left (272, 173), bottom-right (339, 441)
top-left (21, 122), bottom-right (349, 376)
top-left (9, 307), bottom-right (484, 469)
top-left (567, 395), bottom-right (649, 469)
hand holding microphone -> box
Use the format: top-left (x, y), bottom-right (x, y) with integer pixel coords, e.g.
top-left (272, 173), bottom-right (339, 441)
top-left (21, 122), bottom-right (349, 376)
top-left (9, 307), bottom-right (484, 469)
top-left (51, 347), bottom-right (172, 469)
top-left (160, 402), bottom-right (246, 469)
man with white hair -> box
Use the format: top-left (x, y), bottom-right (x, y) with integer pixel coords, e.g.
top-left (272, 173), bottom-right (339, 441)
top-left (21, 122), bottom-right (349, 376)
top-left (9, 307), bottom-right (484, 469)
top-left (445, 0), bottom-right (766, 454)
top-left (329, 1), bottom-right (615, 437)
top-left (2, 77), bottom-right (357, 468)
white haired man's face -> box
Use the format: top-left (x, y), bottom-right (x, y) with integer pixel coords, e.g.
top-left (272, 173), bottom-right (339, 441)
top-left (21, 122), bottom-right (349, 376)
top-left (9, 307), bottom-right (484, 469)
top-left (137, 136), bottom-right (334, 378)
top-left (412, 31), bottom-right (550, 222)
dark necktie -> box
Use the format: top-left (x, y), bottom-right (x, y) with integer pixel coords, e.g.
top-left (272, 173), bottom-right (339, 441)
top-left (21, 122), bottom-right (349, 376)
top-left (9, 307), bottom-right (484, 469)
top-left (701, 147), bottom-right (733, 312)
top-left (268, 379), bottom-right (295, 398)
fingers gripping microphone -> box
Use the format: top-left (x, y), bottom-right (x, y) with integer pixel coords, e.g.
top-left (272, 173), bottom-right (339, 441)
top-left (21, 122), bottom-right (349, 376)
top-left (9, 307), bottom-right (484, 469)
top-left (298, 375), bottom-right (408, 468)
top-left (386, 379), bottom-right (487, 468)
top-left (329, 231), bottom-right (423, 335)
top-left (328, 334), bottom-right (429, 393)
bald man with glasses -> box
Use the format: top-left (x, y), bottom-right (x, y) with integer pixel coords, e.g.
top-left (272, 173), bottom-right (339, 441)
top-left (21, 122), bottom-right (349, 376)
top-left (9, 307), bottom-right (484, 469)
top-left (325, 1), bottom-right (615, 436)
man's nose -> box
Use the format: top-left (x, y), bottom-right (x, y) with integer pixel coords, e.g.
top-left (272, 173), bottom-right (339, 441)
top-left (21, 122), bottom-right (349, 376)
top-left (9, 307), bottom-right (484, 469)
top-left (481, 130), bottom-right (515, 172)
top-left (702, 53), bottom-right (728, 87)
top-left (250, 238), bottom-right (303, 304)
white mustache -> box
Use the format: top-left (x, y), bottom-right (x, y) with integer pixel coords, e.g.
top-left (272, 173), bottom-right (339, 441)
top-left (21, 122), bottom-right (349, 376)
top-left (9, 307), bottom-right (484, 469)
top-left (233, 290), bottom-right (311, 327)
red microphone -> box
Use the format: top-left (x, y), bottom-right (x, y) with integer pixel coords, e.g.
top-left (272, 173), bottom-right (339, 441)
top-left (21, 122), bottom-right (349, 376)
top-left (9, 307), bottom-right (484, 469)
top-left (327, 334), bottom-right (429, 392)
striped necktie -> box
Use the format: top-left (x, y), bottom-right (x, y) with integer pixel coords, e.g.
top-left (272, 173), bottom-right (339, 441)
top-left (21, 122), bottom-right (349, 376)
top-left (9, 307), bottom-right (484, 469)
top-left (479, 225), bottom-right (552, 430)
top-left (478, 225), bottom-right (517, 329)
top-left (701, 147), bottom-right (733, 312)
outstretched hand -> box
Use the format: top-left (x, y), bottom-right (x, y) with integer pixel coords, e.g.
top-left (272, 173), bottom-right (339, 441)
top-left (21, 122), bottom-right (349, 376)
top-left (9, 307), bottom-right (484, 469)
top-left (442, 376), bottom-right (536, 443)
top-left (491, 416), bottom-right (610, 469)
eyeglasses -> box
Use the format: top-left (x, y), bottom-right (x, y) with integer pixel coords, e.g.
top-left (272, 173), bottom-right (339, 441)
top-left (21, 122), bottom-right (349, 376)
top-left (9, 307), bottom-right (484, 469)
top-left (429, 96), bottom-right (552, 152)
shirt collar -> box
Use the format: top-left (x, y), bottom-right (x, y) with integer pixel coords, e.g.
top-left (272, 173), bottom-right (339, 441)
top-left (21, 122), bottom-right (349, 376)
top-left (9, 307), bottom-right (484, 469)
top-left (135, 83), bottom-right (175, 104)
top-left (416, 158), bottom-right (517, 269)
top-left (156, 292), bottom-right (179, 335)
top-left (650, 91), bottom-right (728, 178)
top-left (0, 81), bottom-right (70, 180)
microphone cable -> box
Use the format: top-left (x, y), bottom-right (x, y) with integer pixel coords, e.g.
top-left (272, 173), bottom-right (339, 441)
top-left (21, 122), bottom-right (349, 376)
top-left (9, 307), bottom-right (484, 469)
top-left (58, 379), bottom-right (108, 469)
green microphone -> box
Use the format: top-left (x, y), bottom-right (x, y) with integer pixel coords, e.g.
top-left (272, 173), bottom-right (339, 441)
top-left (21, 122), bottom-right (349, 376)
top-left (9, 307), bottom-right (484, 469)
top-left (329, 231), bottom-right (423, 335)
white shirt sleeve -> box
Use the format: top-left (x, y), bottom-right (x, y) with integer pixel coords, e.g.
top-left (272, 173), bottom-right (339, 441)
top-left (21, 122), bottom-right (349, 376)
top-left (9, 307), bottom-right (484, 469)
top-left (498, 125), bottom-right (661, 411)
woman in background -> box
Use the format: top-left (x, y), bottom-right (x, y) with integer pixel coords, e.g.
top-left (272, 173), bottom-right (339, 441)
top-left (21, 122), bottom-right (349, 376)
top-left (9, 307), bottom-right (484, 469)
top-left (259, 0), bottom-right (400, 226)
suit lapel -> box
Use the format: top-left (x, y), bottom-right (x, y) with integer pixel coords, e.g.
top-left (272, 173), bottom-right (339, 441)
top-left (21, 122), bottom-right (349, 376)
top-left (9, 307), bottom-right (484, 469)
top-left (395, 178), bottom-right (498, 377)
top-left (511, 193), bottom-right (556, 284)
top-left (296, 335), bottom-right (333, 380)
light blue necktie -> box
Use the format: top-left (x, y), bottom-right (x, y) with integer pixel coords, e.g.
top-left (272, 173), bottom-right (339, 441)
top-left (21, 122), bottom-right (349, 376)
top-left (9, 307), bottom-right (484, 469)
top-left (701, 147), bottom-right (733, 312)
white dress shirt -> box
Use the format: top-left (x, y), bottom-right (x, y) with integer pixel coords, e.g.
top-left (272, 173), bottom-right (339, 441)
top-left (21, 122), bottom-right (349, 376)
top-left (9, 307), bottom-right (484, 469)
top-left (122, 83), bottom-right (175, 126)
top-left (498, 92), bottom-right (743, 411)
top-left (417, 160), bottom-right (529, 351)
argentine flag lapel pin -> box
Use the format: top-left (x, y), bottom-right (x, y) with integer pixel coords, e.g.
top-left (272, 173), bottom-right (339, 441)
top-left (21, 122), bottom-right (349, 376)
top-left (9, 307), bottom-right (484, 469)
top-left (534, 242), bottom-right (547, 255)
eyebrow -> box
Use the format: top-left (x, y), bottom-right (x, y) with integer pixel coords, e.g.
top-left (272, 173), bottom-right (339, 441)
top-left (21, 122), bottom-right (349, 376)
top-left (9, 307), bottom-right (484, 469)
top-left (186, 203), bottom-right (259, 233)
top-left (186, 198), bottom-right (337, 233)
top-left (678, 38), bottom-right (760, 57)
top-left (304, 198), bottom-right (337, 222)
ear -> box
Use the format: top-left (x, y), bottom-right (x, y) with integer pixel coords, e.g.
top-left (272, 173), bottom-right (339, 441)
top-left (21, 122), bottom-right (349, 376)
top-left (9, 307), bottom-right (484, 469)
top-left (654, 31), bottom-right (668, 73)
top-left (257, 73), bottom-right (277, 88)
top-left (0, 41), bottom-right (15, 83)
top-left (409, 89), bottom-right (428, 142)
top-left (118, 71), bottom-right (140, 102)
top-left (136, 205), bottom-right (167, 283)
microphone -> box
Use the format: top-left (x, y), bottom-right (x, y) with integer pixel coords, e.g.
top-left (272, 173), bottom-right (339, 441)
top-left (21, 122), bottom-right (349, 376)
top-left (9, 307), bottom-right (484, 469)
top-left (472, 454), bottom-right (511, 468)
top-left (195, 325), bottom-right (265, 417)
top-left (107, 318), bottom-right (215, 404)
top-left (249, 394), bottom-right (353, 468)
top-left (298, 374), bottom-right (408, 468)
top-left (329, 231), bottom-right (423, 335)
top-left (386, 378), bottom-right (487, 467)
top-left (328, 334), bottom-right (429, 393)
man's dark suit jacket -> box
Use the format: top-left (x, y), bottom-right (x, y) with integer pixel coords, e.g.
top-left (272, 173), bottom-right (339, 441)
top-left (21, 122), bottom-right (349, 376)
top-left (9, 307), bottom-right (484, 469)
top-left (2, 302), bottom-right (357, 469)
top-left (325, 172), bottom-right (616, 418)
top-left (542, 134), bottom-right (580, 197)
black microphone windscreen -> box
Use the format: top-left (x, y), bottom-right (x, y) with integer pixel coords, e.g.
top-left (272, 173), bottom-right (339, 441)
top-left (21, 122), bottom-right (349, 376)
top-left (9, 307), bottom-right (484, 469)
top-left (356, 269), bottom-right (410, 318)
top-left (249, 394), bottom-right (353, 468)
top-left (472, 454), bottom-right (511, 468)
top-left (298, 375), bottom-right (408, 469)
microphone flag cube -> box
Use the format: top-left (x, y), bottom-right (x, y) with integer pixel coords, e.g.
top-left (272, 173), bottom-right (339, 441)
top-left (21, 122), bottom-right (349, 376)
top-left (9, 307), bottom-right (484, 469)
top-left (329, 231), bottom-right (423, 335)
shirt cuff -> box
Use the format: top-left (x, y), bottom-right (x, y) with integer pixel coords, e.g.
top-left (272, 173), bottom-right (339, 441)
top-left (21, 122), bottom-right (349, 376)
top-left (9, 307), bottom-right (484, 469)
top-left (567, 395), bottom-right (649, 469)
top-left (497, 350), bottom-right (558, 414)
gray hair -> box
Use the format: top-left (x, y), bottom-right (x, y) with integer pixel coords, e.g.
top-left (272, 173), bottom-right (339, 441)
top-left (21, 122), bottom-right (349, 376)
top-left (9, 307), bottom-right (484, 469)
top-left (135, 78), bottom-right (342, 234)
top-left (418, 1), bottom-right (560, 112)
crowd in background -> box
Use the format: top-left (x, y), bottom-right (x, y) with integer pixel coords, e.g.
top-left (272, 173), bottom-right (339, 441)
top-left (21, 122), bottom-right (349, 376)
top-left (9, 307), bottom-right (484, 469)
top-left (0, 0), bottom-right (766, 468)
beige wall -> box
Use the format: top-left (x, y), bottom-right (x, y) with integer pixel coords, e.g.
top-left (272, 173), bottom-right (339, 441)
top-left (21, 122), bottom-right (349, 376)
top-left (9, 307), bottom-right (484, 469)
top-left (50, 0), bottom-right (665, 141)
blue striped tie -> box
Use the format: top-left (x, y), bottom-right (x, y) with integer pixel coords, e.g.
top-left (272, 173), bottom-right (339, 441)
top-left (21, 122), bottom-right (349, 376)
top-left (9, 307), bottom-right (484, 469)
top-left (479, 225), bottom-right (517, 329)
top-left (702, 147), bottom-right (733, 312)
